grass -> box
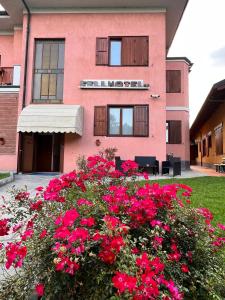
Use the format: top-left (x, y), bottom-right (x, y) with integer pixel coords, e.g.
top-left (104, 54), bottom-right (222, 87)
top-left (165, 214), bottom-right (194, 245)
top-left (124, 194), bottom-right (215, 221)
top-left (0, 172), bottom-right (10, 180)
top-left (146, 176), bottom-right (225, 225)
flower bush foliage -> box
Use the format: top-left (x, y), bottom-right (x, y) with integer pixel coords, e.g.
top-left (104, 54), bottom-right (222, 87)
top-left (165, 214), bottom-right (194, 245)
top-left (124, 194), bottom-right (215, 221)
top-left (0, 155), bottom-right (225, 299)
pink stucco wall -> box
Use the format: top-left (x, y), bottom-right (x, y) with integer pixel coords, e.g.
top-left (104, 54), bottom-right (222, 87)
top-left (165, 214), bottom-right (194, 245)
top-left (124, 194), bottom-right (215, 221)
top-left (21, 13), bottom-right (167, 172)
top-left (0, 35), bottom-right (14, 67)
top-left (166, 60), bottom-right (190, 164)
top-left (0, 13), bottom-right (191, 173)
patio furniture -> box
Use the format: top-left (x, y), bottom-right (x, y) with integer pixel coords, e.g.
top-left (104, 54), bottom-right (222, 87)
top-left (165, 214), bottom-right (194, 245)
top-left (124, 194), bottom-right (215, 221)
top-left (115, 156), bottom-right (125, 172)
top-left (162, 157), bottom-right (181, 177)
top-left (134, 156), bottom-right (159, 175)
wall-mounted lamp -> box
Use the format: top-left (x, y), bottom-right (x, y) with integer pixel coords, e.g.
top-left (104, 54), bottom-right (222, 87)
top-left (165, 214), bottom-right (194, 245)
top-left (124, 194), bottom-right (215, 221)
top-left (0, 138), bottom-right (5, 145)
top-left (95, 139), bottom-right (101, 147)
top-left (150, 94), bottom-right (160, 100)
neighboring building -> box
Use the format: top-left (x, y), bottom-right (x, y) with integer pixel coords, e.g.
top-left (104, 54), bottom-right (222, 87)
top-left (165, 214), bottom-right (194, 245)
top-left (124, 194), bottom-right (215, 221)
top-left (0, 0), bottom-right (191, 173)
top-left (190, 80), bottom-right (225, 167)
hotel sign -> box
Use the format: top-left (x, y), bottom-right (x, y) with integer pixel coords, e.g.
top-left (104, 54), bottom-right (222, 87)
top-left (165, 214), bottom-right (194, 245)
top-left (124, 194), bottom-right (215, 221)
top-left (80, 80), bottom-right (150, 90)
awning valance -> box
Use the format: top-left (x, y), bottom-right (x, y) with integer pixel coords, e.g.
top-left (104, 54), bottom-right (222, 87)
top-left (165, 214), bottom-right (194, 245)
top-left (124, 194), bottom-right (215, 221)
top-left (17, 105), bottom-right (83, 135)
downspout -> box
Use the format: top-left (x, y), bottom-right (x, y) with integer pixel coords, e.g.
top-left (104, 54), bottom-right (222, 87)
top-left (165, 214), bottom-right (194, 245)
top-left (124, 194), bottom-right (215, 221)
top-left (21, 0), bottom-right (31, 108)
top-left (17, 0), bottom-right (31, 173)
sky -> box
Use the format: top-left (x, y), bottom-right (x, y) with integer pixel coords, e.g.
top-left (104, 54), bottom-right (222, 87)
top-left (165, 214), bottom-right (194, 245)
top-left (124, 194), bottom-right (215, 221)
top-left (1, 1), bottom-right (224, 125)
top-left (168, 0), bottom-right (225, 125)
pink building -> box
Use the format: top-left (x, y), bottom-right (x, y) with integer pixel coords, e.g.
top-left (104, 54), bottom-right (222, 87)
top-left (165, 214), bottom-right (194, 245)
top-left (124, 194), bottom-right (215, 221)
top-left (0, 0), bottom-right (191, 173)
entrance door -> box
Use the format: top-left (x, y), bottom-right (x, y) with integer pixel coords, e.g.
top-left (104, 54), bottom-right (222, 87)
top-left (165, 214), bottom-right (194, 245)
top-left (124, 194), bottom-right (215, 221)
top-left (20, 133), bottom-right (63, 173)
top-left (35, 134), bottom-right (53, 172)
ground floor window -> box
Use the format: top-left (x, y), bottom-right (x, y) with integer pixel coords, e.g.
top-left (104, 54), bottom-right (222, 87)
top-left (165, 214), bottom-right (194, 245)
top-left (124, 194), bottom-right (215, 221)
top-left (215, 124), bottom-right (223, 155)
top-left (94, 105), bottom-right (149, 137)
top-left (109, 107), bottom-right (133, 136)
top-left (166, 120), bottom-right (182, 144)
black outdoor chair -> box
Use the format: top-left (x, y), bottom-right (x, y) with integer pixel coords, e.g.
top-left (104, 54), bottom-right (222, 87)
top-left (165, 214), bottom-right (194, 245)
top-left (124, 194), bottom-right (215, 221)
top-left (161, 157), bottom-right (181, 177)
top-left (134, 156), bottom-right (159, 175)
top-left (115, 156), bottom-right (125, 172)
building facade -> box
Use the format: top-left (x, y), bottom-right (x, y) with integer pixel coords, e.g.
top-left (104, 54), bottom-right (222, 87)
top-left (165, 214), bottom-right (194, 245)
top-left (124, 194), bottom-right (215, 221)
top-left (0, 0), bottom-right (191, 173)
top-left (190, 80), bottom-right (225, 168)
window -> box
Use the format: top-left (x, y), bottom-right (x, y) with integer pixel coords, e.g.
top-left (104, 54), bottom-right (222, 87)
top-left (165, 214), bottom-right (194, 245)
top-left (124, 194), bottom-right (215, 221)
top-left (109, 107), bottom-right (133, 136)
top-left (166, 120), bottom-right (182, 144)
top-left (94, 105), bottom-right (148, 137)
top-left (96, 36), bottom-right (149, 66)
top-left (202, 139), bottom-right (206, 157)
top-left (215, 124), bottom-right (223, 155)
top-left (110, 39), bottom-right (122, 66)
top-left (33, 40), bottom-right (65, 103)
top-left (166, 70), bottom-right (181, 93)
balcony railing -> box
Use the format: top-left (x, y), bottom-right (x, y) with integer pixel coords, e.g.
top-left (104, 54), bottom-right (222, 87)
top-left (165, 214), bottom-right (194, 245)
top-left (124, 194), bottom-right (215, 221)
top-left (0, 65), bottom-right (21, 86)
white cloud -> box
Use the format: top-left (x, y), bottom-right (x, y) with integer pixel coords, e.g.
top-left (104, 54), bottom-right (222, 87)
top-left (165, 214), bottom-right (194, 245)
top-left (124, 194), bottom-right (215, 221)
top-left (169, 0), bottom-right (225, 125)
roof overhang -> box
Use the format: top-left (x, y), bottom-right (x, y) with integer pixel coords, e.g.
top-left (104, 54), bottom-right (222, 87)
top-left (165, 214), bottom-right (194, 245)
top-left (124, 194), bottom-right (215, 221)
top-left (0, 0), bottom-right (189, 50)
top-left (17, 105), bottom-right (84, 135)
top-left (190, 79), bottom-right (225, 139)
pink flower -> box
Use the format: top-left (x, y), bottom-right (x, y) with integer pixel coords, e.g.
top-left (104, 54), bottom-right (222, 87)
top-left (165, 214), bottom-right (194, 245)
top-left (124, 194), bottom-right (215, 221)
top-left (35, 283), bottom-right (44, 296)
top-left (218, 223), bottom-right (225, 231)
top-left (80, 217), bottom-right (95, 227)
top-left (39, 229), bottom-right (47, 239)
top-left (21, 229), bottom-right (34, 241)
top-left (30, 200), bottom-right (43, 211)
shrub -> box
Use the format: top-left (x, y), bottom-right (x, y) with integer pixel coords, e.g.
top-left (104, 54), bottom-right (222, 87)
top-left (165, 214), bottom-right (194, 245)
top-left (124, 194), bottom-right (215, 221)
top-left (0, 155), bottom-right (224, 300)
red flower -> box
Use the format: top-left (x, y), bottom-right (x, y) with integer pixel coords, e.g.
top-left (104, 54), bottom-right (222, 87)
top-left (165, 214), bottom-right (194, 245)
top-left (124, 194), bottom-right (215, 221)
top-left (136, 253), bottom-right (150, 271)
top-left (39, 229), bottom-right (47, 239)
top-left (30, 200), bottom-right (43, 211)
top-left (112, 272), bottom-right (137, 293)
top-left (0, 219), bottom-right (10, 236)
top-left (35, 283), bottom-right (44, 296)
top-left (181, 264), bottom-right (189, 273)
top-left (99, 250), bottom-right (116, 264)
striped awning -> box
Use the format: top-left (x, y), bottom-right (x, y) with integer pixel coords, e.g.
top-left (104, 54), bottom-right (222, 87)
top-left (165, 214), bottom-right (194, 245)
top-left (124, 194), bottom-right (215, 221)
top-left (17, 105), bottom-right (83, 135)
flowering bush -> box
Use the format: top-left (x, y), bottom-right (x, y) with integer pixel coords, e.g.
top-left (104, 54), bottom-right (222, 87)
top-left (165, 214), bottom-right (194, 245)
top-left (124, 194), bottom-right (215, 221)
top-left (0, 155), bottom-right (225, 299)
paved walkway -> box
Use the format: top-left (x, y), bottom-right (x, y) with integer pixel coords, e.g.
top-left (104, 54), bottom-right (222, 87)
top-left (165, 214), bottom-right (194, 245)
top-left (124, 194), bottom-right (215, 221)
top-left (191, 165), bottom-right (225, 177)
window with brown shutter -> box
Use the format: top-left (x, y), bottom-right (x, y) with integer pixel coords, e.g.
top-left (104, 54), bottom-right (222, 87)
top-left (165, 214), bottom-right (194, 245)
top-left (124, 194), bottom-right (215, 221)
top-left (106, 105), bottom-right (148, 137)
top-left (96, 36), bottom-right (149, 66)
top-left (94, 106), bottom-right (107, 136)
top-left (33, 39), bottom-right (65, 103)
top-left (166, 70), bottom-right (181, 93)
top-left (167, 120), bottom-right (182, 144)
top-left (215, 125), bottom-right (223, 155)
top-left (96, 38), bottom-right (109, 65)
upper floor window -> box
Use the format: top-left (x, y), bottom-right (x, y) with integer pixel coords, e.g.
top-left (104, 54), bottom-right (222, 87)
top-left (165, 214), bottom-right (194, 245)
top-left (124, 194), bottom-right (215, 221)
top-left (109, 107), bottom-right (133, 136)
top-left (33, 39), bottom-right (65, 103)
top-left (96, 36), bottom-right (149, 67)
top-left (166, 70), bottom-right (181, 93)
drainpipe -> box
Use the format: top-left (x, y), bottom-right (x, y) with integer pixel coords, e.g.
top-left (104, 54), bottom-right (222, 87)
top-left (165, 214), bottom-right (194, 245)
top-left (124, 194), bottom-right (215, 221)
top-left (21, 0), bottom-right (31, 108)
top-left (17, 0), bottom-right (31, 173)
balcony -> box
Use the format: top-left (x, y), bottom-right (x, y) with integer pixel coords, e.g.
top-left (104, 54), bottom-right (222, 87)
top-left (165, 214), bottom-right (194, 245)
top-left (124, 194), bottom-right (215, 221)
top-left (0, 65), bottom-right (20, 93)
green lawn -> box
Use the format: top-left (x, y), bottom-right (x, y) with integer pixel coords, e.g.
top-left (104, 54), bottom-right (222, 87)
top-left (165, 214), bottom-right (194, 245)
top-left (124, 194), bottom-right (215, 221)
top-left (0, 173), bottom-right (10, 180)
top-left (147, 176), bottom-right (225, 225)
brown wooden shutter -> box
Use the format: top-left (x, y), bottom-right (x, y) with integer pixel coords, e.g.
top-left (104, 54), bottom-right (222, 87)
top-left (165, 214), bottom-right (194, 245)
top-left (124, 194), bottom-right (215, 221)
top-left (134, 105), bottom-right (149, 136)
top-left (94, 106), bottom-right (107, 136)
top-left (169, 120), bottom-right (182, 144)
top-left (122, 37), bottom-right (149, 66)
top-left (96, 38), bottom-right (108, 65)
top-left (166, 70), bottom-right (181, 93)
